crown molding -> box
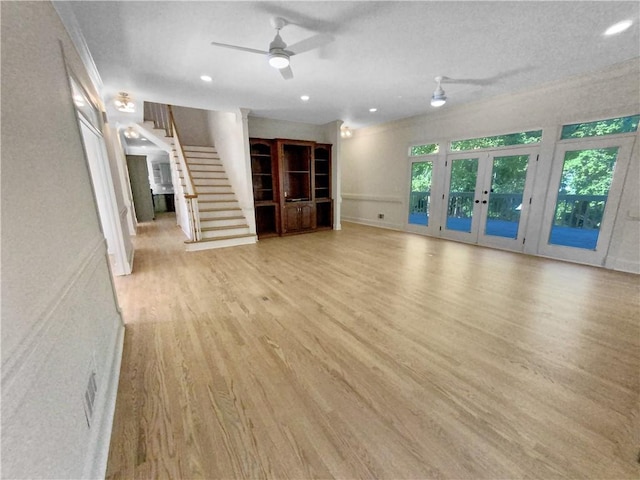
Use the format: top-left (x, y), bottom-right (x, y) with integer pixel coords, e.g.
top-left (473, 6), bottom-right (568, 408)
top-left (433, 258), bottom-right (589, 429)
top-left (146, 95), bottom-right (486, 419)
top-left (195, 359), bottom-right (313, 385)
top-left (52, 1), bottom-right (104, 94)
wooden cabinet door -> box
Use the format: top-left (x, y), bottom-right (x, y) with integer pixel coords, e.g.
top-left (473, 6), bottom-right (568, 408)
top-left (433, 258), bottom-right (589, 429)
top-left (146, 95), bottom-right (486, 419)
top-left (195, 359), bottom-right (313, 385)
top-left (282, 203), bottom-right (314, 233)
top-left (299, 203), bottom-right (314, 230)
top-left (283, 204), bottom-right (300, 233)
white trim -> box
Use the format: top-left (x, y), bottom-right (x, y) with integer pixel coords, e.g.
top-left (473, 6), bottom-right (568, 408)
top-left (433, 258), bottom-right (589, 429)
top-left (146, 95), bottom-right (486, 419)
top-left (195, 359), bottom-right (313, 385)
top-left (342, 193), bottom-right (404, 204)
top-left (82, 322), bottom-right (125, 479)
top-left (537, 135), bottom-right (636, 266)
top-left (1, 235), bottom-right (109, 410)
top-left (52, 1), bottom-right (104, 93)
top-left (341, 216), bottom-right (404, 231)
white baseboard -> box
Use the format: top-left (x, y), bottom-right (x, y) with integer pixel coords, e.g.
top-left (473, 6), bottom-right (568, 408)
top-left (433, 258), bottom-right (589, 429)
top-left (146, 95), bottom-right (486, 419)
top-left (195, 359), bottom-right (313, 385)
top-left (341, 216), bottom-right (404, 231)
top-left (82, 323), bottom-right (125, 479)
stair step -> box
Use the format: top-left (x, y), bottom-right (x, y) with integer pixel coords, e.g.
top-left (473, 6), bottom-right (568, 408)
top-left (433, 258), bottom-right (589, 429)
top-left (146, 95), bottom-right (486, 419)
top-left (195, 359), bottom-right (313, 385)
top-left (185, 153), bottom-right (221, 161)
top-left (198, 200), bottom-right (240, 209)
top-left (183, 146), bottom-right (217, 153)
top-left (197, 193), bottom-right (236, 201)
top-left (201, 225), bottom-right (251, 239)
top-left (202, 223), bottom-right (249, 231)
top-left (200, 217), bottom-right (247, 228)
top-left (196, 186), bottom-right (233, 194)
top-left (193, 178), bottom-right (230, 186)
top-left (199, 208), bottom-right (242, 219)
top-left (191, 171), bottom-right (228, 179)
top-left (199, 207), bottom-right (242, 213)
top-left (188, 165), bottom-right (225, 172)
top-left (184, 234), bottom-right (256, 252)
top-left (187, 160), bottom-right (223, 167)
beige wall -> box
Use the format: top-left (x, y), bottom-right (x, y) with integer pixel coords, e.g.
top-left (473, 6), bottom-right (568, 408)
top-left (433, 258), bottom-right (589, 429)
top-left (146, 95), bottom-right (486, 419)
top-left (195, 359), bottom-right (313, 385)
top-left (248, 116), bottom-right (332, 143)
top-left (1, 2), bottom-right (124, 478)
top-left (172, 105), bottom-right (211, 146)
top-left (341, 59), bottom-right (640, 272)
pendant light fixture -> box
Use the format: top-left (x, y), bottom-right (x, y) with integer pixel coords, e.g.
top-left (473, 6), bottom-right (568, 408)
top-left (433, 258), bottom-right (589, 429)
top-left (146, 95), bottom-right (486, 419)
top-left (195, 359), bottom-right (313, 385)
top-left (114, 92), bottom-right (135, 112)
top-left (123, 126), bottom-right (140, 139)
top-left (430, 76), bottom-right (447, 108)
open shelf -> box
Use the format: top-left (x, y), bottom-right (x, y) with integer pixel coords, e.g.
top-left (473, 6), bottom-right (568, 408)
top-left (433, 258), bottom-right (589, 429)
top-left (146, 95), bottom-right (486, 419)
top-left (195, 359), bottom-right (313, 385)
top-left (255, 204), bottom-right (278, 237)
top-left (316, 200), bottom-right (332, 229)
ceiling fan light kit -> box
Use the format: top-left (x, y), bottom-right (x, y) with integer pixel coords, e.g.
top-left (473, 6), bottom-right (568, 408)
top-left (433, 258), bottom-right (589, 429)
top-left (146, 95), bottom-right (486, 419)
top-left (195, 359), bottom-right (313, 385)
top-left (210, 16), bottom-right (333, 80)
top-left (430, 76), bottom-right (447, 107)
top-left (268, 51), bottom-right (290, 69)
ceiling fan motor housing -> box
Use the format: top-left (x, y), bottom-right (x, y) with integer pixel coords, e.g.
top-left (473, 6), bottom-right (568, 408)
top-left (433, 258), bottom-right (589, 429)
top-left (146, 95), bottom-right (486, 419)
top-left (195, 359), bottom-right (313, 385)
top-left (268, 32), bottom-right (290, 69)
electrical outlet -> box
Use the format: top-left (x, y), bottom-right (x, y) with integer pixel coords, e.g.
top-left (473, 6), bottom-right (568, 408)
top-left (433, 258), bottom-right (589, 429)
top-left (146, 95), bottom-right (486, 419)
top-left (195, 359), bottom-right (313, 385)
top-left (378, 213), bottom-right (384, 219)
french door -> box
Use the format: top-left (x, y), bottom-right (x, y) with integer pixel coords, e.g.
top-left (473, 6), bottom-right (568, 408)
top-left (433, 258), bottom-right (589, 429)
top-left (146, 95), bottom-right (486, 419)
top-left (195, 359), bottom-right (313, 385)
top-left (441, 147), bottom-right (537, 251)
top-left (407, 158), bottom-right (441, 236)
top-left (538, 135), bottom-right (635, 266)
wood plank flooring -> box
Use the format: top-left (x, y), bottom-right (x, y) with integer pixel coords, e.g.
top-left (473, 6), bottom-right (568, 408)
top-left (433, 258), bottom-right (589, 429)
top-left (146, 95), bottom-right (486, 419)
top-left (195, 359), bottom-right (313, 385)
top-left (106, 214), bottom-right (640, 479)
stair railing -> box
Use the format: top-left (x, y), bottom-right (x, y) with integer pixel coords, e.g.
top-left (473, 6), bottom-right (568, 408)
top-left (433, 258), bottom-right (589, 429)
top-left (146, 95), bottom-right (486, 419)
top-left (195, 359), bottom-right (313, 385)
top-left (144, 102), bottom-right (173, 137)
top-left (167, 106), bottom-right (201, 241)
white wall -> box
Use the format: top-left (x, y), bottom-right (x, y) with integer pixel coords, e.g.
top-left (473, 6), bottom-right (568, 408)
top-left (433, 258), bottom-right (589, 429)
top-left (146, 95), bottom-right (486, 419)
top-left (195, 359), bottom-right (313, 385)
top-left (1, 2), bottom-right (124, 478)
top-left (106, 125), bottom-right (138, 236)
top-left (341, 59), bottom-right (640, 272)
top-left (207, 109), bottom-right (257, 233)
top-left (248, 116), bottom-right (331, 142)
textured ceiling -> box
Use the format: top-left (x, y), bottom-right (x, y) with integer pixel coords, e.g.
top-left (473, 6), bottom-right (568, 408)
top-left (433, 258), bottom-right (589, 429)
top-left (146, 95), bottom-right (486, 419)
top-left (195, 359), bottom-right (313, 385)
top-left (61, 1), bottom-right (639, 129)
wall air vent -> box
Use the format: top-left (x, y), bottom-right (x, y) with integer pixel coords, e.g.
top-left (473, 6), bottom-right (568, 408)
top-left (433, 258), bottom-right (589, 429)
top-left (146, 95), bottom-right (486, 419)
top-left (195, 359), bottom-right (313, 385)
top-left (82, 370), bottom-right (98, 428)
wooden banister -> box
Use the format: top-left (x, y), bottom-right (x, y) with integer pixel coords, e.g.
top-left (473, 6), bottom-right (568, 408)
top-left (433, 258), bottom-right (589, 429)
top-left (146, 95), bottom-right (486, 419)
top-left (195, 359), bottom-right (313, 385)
top-left (167, 105), bottom-right (201, 241)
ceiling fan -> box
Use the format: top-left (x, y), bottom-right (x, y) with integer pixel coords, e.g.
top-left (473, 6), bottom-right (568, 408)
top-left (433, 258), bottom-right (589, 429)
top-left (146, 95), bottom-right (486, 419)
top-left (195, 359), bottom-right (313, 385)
top-left (210, 17), bottom-right (331, 80)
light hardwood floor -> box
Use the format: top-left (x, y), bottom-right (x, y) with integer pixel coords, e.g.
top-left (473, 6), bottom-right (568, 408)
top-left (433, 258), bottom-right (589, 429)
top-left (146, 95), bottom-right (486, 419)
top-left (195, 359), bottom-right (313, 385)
top-left (107, 214), bottom-right (639, 479)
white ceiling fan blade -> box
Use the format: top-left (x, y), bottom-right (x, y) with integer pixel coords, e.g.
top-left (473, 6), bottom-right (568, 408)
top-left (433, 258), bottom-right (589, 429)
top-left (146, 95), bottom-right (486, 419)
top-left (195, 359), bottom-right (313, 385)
top-left (287, 34), bottom-right (334, 55)
top-left (279, 65), bottom-right (294, 80)
top-left (210, 41), bottom-right (267, 55)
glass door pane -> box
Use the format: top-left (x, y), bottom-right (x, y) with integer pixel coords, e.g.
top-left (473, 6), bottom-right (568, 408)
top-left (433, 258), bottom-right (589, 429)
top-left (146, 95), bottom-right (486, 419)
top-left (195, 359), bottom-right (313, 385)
top-left (484, 155), bottom-right (529, 239)
top-left (446, 158), bottom-right (478, 233)
top-left (549, 147), bottom-right (618, 250)
top-left (409, 161), bottom-right (433, 226)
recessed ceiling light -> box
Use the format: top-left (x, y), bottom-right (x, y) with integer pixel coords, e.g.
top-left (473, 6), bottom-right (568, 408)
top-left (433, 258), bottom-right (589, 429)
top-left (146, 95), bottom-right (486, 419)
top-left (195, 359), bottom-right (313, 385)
top-left (141, 138), bottom-right (148, 141)
top-left (200, 75), bottom-right (213, 82)
top-left (604, 20), bottom-right (633, 36)
top-left (300, 95), bottom-right (310, 101)
top-left (369, 108), bottom-right (377, 113)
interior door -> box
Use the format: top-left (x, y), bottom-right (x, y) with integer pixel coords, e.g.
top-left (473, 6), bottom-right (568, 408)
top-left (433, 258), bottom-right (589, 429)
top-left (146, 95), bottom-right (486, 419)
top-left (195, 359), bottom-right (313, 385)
top-left (441, 147), bottom-right (537, 251)
top-left (126, 155), bottom-right (155, 222)
top-left (537, 135), bottom-right (635, 266)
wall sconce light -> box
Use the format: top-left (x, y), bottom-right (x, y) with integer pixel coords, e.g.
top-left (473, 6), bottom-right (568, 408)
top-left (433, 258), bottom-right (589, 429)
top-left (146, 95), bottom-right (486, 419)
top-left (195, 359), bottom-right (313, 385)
top-left (114, 92), bottom-right (135, 112)
top-left (123, 126), bottom-right (140, 139)
top-left (341, 126), bottom-right (353, 138)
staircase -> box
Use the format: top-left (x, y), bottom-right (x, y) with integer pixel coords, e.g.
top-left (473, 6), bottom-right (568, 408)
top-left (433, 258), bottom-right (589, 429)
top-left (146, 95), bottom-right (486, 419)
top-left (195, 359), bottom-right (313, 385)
top-left (177, 146), bottom-right (256, 251)
top-left (139, 103), bottom-right (256, 252)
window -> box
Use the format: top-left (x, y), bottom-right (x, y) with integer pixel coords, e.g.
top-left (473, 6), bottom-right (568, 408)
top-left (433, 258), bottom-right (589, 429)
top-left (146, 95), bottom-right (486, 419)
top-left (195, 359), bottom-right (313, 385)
top-left (560, 115), bottom-right (639, 140)
top-left (548, 147), bottom-right (618, 250)
top-left (450, 130), bottom-right (542, 152)
top-left (409, 143), bottom-right (439, 156)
